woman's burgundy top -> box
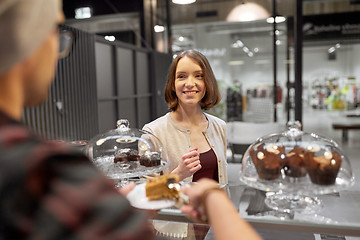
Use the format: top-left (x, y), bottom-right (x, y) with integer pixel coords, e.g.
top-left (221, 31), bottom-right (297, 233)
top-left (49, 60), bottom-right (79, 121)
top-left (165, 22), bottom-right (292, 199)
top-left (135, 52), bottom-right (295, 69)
top-left (192, 148), bottom-right (219, 182)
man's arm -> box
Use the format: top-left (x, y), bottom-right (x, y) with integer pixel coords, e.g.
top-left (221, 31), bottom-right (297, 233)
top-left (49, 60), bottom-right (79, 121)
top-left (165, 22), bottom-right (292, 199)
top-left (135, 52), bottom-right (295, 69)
top-left (205, 189), bottom-right (261, 240)
top-left (181, 179), bottom-right (262, 240)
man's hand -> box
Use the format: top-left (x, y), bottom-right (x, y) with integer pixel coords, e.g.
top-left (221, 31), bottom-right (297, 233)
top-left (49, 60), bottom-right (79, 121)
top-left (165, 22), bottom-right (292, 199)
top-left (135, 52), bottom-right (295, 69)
top-left (180, 179), bottom-right (220, 223)
top-left (117, 181), bottom-right (135, 196)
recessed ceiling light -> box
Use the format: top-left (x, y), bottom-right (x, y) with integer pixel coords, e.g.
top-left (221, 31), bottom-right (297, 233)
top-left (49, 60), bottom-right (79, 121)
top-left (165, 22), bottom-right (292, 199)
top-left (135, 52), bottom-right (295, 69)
top-left (172, 0), bottom-right (196, 4)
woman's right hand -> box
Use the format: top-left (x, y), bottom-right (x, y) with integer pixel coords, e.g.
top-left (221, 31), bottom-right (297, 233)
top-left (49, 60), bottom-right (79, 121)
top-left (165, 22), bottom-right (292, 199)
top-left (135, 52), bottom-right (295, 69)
top-left (172, 148), bottom-right (201, 180)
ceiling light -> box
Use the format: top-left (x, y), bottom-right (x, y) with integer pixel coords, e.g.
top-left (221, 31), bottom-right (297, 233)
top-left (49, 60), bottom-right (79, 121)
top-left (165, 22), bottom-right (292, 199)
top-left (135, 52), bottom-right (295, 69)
top-left (178, 36), bottom-right (185, 41)
top-left (266, 16), bottom-right (286, 24)
top-left (254, 48), bottom-right (259, 53)
top-left (226, 3), bottom-right (270, 22)
top-left (172, 0), bottom-right (196, 4)
top-left (236, 40), bottom-right (244, 47)
top-left (232, 40), bottom-right (244, 48)
top-left (104, 36), bottom-right (115, 42)
top-left (75, 7), bottom-right (92, 19)
top-left (335, 43), bottom-right (341, 48)
top-left (328, 47), bottom-right (336, 53)
top-left (154, 25), bottom-right (165, 33)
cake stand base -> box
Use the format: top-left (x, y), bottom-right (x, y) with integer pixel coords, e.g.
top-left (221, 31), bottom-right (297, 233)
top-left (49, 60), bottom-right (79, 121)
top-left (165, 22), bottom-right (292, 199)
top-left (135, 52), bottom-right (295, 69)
top-left (264, 193), bottom-right (323, 213)
top-left (115, 178), bottom-right (129, 188)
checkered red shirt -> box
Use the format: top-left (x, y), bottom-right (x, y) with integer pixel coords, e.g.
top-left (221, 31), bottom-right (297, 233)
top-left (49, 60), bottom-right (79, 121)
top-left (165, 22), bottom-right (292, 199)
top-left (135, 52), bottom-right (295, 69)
top-left (0, 110), bottom-right (154, 240)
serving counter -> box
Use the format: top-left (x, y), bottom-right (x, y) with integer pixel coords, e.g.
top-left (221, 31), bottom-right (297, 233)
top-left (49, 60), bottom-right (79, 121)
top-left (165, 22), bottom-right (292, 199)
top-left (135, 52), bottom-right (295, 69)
top-left (152, 183), bottom-right (360, 239)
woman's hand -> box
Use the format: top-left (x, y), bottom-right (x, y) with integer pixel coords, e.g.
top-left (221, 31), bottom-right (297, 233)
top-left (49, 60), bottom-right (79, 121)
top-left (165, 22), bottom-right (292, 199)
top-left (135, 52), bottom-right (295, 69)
top-left (172, 148), bottom-right (201, 180)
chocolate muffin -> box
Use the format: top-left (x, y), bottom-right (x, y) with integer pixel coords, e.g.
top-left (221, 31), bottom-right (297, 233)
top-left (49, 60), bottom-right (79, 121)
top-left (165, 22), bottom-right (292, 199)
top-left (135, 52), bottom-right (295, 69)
top-left (303, 148), bottom-right (342, 185)
top-left (283, 146), bottom-right (307, 177)
top-left (140, 152), bottom-right (161, 167)
top-left (250, 143), bottom-right (285, 180)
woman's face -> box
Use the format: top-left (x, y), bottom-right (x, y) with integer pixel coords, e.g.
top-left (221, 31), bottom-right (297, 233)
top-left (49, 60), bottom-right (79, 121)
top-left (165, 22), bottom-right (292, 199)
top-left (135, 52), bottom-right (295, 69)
top-left (174, 56), bottom-right (206, 108)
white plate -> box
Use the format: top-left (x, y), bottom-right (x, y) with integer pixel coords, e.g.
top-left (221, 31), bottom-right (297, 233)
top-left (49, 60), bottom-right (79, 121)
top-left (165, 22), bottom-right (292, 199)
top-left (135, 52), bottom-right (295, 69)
top-left (127, 183), bottom-right (175, 210)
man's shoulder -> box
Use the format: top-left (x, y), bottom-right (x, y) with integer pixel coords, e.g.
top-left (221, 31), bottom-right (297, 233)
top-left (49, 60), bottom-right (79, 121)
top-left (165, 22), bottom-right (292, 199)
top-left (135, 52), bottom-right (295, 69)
top-left (0, 124), bottom-right (35, 146)
top-left (0, 124), bottom-right (85, 163)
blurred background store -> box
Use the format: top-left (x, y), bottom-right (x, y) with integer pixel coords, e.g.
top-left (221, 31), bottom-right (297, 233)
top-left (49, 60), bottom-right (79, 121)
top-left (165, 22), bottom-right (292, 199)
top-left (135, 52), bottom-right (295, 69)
top-left (59, 0), bottom-right (360, 130)
top-left (20, 1), bottom-right (360, 238)
top-left (24, 0), bottom-right (360, 164)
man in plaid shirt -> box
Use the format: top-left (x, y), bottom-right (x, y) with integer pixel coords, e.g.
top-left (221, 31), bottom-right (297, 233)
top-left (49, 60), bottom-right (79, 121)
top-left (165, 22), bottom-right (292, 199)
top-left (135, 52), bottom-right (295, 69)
top-left (0, 0), bottom-right (154, 239)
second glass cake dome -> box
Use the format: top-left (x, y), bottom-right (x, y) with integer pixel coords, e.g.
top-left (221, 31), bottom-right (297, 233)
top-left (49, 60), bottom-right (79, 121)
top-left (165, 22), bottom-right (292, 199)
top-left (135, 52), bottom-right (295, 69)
top-left (240, 121), bottom-right (354, 196)
top-left (84, 119), bottom-right (169, 180)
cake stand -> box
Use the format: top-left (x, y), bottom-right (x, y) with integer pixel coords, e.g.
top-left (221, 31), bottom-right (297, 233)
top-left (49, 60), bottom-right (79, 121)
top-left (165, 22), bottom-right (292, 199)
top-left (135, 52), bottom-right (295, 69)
top-left (84, 119), bottom-right (169, 187)
top-left (239, 121), bottom-right (355, 213)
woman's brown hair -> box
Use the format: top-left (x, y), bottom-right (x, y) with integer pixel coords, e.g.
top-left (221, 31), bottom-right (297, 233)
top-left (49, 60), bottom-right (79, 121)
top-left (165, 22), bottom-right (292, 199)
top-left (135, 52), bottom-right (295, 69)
top-left (164, 50), bottom-right (221, 111)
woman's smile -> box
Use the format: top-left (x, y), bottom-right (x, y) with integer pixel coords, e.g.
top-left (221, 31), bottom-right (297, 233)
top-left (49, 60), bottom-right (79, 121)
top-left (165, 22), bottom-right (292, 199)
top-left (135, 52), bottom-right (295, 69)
top-left (183, 90), bottom-right (199, 95)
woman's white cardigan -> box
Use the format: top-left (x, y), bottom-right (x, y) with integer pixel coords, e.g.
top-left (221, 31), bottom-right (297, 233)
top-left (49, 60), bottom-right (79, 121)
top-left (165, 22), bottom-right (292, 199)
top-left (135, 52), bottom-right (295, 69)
top-left (142, 112), bottom-right (228, 184)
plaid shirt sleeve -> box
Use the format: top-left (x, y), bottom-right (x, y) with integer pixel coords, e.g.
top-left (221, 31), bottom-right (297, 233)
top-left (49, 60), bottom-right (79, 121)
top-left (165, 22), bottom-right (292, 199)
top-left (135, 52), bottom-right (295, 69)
top-left (0, 123), bottom-right (154, 240)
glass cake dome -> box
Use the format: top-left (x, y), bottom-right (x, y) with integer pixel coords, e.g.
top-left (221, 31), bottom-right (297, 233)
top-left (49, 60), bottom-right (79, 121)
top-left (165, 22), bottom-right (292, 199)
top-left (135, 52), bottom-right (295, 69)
top-left (240, 121), bottom-right (355, 212)
top-left (84, 119), bottom-right (169, 183)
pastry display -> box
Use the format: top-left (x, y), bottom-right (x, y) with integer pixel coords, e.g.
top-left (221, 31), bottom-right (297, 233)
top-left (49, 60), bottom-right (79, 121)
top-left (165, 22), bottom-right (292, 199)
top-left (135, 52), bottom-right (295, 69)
top-left (145, 174), bottom-right (180, 201)
top-left (249, 142), bottom-right (343, 184)
top-left (113, 148), bottom-right (162, 169)
top-left (140, 152), bottom-right (161, 167)
top-left (114, 148), bottom-right (140, 169)
top-left (114, 148), bottom-right (140, 162)
top-left (284, 146), bottom-right (307, 177)
top-left (249, 143), bottom-right (285, 180)
top-left (85, 119), bottom-right (169, 181)
top-left (239, 121), bottom-right (354, 212)
top-left (304, 148), bottom-right (342, 185)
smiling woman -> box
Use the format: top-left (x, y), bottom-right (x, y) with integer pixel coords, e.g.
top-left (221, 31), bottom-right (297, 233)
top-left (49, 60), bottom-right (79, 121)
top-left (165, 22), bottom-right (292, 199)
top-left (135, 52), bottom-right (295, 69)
top-left (142, 50), bottom-right (228, 185)
top-left (165, 50), bottom-right (221, 112)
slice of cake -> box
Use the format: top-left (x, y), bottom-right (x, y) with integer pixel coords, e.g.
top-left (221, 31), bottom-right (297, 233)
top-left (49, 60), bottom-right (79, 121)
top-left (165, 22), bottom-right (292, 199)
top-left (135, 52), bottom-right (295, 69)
top-left (145, 174), bottom-right (180, 201)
